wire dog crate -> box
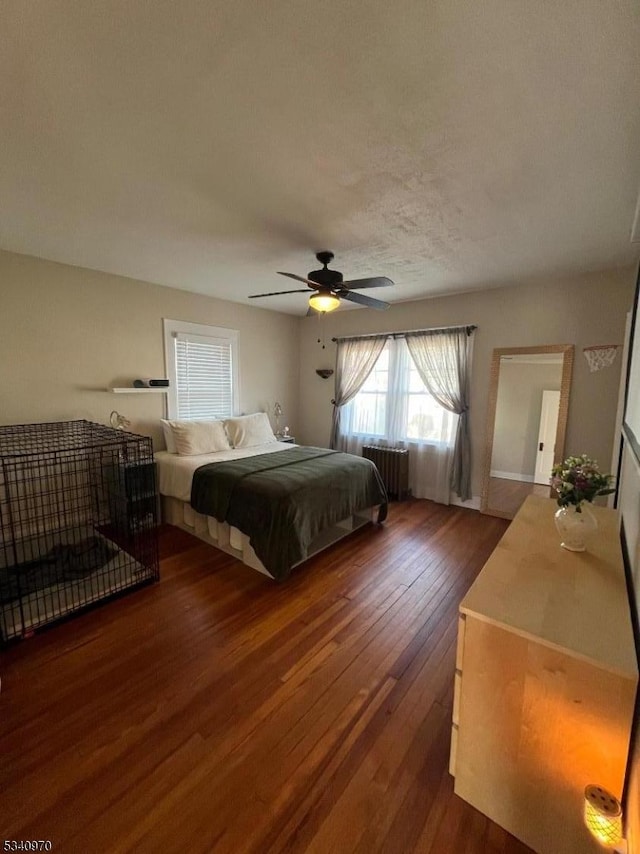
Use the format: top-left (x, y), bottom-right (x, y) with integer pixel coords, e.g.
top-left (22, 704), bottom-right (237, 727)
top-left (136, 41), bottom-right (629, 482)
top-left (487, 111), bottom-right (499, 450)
top-left (0, 420), bottom-right (159, 642)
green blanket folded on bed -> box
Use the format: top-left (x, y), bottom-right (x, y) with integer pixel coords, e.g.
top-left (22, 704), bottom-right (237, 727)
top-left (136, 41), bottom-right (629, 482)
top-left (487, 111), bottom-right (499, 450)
top-left (190, 446), bottom-right (388, 580)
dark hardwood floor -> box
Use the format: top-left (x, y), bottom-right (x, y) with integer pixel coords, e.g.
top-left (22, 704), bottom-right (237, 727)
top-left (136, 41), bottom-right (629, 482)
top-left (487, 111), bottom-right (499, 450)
top-left (0, 501), bottom-right (533, 853)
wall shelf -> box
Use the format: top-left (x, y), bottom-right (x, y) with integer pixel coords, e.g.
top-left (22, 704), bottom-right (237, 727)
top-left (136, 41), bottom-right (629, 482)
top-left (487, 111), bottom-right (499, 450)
top-left (109, 388), bottom-right (169, 394)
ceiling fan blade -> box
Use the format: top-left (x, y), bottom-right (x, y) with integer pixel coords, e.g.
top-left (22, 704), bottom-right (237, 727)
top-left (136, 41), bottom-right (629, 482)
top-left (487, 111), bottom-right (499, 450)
top-left (248, 289), bottom-right (310, 298)
top-left (340, 276), bottom-right (394, 290)
top-left (338, 290), bottom-right (390, 310)
top-left (277, 271), bottom-right (318, 288)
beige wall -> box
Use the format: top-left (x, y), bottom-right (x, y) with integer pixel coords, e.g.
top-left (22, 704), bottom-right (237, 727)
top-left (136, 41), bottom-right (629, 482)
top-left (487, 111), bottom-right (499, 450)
top-left (1, 252), bottom-right (634, 496)
top-left (298, 268), bottom-right (636, 499)
top-left (0, 250), bottom-right (299, 449)
top-left (491, 361), bottom-right (562, 478)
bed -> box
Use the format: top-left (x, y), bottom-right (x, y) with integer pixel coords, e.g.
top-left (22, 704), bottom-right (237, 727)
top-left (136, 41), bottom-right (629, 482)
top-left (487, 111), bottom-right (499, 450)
top-left (155, 437), bottom-right (388, 580)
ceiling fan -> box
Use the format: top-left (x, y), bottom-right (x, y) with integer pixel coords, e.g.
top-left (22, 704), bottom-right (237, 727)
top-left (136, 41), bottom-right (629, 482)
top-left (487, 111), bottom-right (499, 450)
top-left (248, 251), bottom-right (393, 312)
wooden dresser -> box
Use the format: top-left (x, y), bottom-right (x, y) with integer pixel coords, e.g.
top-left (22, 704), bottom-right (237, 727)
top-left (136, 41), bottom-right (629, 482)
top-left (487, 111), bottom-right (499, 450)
top-left (450, 495), bottom-right (638, 854)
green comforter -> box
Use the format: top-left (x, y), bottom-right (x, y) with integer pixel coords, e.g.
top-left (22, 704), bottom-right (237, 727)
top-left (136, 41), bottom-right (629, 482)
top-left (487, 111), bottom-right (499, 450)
top-left (190, 446), bottom-right (388, 580)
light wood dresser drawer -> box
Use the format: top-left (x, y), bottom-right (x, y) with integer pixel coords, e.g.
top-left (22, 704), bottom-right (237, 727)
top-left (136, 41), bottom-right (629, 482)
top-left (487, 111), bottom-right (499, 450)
top-left (450, 496), bottom-right (638, 854)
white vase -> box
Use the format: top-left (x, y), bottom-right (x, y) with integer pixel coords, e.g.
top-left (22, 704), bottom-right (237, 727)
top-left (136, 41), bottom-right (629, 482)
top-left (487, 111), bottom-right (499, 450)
top-left (554, 503), bottom-right (598, 552)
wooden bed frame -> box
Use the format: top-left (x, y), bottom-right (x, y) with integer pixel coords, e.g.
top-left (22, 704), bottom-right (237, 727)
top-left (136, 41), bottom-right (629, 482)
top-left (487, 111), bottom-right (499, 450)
top-left (161, 495), bottom-right (377, 579)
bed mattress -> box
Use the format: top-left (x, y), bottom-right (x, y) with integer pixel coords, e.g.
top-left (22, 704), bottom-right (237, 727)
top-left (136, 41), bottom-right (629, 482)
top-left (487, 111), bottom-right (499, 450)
top-left (155, 442), bottom-right (294, 502)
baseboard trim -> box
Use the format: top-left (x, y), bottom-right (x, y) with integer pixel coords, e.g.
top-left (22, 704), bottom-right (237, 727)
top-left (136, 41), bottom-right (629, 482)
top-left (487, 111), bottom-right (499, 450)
top-left (450, 494), bottom-right (481, 511)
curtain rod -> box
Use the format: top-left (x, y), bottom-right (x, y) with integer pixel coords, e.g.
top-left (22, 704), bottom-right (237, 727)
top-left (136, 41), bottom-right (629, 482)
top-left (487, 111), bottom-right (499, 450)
top-left (331, 324), bottom-right (477, 343)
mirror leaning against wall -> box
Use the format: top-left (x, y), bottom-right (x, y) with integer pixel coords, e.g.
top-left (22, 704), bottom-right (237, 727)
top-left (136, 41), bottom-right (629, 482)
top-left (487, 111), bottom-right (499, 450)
top-left (480, 344), bottom-right (575, 519)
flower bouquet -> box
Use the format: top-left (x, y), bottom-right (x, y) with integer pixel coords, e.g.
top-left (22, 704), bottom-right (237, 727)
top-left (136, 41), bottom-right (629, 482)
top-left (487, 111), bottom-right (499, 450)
top-left (550, 455), bottom-right (615, 552)
top-left (550, 454), bottom-right (615, 511)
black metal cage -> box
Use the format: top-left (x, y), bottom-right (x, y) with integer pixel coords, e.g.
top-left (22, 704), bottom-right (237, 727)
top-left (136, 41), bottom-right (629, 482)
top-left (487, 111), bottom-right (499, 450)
top-left (0, 420), bottom-right (159, 642)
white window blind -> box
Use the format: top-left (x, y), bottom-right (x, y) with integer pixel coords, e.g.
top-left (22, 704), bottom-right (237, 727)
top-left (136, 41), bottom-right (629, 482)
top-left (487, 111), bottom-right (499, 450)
top-left (164, 320), bottom-right (239, 420)
top-left (174, 332), bottom-right (234, 419)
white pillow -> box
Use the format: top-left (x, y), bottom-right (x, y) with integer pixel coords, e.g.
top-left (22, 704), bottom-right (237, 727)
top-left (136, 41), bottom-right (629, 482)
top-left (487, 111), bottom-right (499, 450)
top-left (167, 419), bottom-right (231, 456)
top-left (224, 412), bottom-right (277, 449)
top-left (161, 419), bottom-right (178, 454)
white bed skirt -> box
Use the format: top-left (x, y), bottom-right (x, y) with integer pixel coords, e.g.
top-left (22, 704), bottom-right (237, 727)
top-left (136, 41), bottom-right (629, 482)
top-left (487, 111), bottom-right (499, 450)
top-left (161, 495), bottom-right (375, 580)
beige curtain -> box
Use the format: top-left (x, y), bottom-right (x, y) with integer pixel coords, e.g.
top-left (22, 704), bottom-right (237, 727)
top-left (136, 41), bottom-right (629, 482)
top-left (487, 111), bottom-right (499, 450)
top-left (330, 335), bottom-right (387, 448)
top-left (406, 327), bottom-right (474, 501)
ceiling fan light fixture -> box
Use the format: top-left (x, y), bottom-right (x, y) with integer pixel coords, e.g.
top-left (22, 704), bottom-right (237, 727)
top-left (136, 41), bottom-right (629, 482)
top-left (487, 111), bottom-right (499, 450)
top-left (249, 251), bottom-right (393, 310)
top-left (309, 292), bottom-right (340, 313)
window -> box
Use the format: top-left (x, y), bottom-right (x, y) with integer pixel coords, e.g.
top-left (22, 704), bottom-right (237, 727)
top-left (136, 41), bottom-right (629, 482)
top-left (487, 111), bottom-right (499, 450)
top-left (345, 338), bottom-right (452, 444)
top-left (163, 319), bottom-right (238, 420)
top-left (349, 346), bottom-right (389, 436)
top-left (405, 356), bottom-right (449, 442)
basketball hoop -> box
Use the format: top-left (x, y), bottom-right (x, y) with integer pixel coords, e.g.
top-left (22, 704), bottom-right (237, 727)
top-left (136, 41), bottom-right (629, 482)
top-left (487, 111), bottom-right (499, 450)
top-left (583, 345), bottom-right (619, 372)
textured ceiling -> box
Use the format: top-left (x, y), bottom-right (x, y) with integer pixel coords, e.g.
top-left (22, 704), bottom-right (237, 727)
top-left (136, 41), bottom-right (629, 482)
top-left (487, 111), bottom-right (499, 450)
top-left (1, 0), bottom-right (639, 315)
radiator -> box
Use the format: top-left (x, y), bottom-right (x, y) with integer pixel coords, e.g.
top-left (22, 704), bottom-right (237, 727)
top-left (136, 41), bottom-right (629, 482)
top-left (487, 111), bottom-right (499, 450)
top-left (361, 446), bottom-right (410, 500)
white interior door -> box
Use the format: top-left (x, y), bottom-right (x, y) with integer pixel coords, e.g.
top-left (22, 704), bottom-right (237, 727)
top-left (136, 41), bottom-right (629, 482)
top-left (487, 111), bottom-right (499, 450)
top-left (534, 390), bottom-right (561, 485)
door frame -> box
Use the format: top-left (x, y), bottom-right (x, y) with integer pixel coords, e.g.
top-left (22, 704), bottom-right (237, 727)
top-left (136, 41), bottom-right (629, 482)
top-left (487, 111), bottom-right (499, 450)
top-left (480, 344), bottom-right (574, 519)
